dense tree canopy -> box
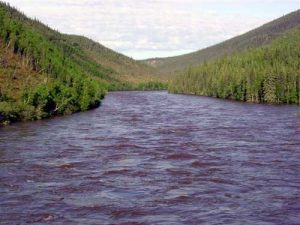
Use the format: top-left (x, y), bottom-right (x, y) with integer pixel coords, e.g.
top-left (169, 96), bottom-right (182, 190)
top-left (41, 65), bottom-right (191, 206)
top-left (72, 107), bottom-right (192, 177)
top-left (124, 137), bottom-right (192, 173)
top-left (169, 27), bottom-right (300, 104)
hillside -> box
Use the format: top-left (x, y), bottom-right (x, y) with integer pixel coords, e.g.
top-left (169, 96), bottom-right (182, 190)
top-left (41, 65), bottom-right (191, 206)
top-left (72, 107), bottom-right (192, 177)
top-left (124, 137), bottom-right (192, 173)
top-left (143, 10), bottom-right (300, 73)
top-left (64, 35), bottom-right (160, 85)
top-left (0, 2), bottom-right (165, 125)
top-left (169, 26), bottom-right (300, 104)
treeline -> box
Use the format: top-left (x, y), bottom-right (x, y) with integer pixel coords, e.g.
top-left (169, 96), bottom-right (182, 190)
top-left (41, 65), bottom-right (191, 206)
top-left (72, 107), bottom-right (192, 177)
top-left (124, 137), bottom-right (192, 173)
top-left (169, 27), bottom-right (300, 104)
top-left (109, 81), bottom-right (168, 91)
top-left (0, 80), bottom-right (104, 124)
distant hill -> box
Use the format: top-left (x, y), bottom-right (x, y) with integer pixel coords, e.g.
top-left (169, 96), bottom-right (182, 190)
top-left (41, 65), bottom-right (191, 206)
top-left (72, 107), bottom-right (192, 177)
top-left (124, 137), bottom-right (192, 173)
top-left (60, 34), bottom-right (162, 86)
top-left (0, 2), bottom-right (165, 125)
top-left (142, 10), bottom-right (300, 73)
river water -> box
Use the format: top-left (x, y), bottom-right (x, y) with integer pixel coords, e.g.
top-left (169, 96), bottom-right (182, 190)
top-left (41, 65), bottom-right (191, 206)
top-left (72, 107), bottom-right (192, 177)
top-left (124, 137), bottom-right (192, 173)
top-left (1, 91), bottom-right (300, 225)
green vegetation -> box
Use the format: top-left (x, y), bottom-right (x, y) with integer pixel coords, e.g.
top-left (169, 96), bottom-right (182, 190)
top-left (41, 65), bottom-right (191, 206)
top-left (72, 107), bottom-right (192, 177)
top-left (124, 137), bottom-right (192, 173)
top-left (0, 2), bottom-right (164, 125)
top-left (143, 10), bottom-right (300, 73)
top-left (169, 27), bottom-right (300, 104)
top-left (106, 80), bottom-right (167, 91)
top-left (136, 81), bottom-right (168, 91)
top-left (0, 2), bottom-right (106, 125)
top-left (0, 80), bottom-right (104, 124)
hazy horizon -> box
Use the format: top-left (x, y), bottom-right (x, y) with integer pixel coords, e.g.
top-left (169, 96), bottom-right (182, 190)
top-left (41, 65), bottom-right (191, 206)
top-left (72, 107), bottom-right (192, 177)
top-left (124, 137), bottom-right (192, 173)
top-left (5, 0), bottom-right (300, 59)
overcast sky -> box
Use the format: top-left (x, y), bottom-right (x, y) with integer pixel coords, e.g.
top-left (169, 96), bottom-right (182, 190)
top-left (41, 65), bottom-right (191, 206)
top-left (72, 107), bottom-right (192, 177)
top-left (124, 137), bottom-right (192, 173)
top-left (6, 0), bottom-right (300, 59)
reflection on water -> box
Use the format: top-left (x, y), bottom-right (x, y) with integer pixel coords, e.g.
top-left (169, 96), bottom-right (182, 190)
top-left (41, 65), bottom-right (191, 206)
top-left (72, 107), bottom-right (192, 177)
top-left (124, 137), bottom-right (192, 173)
top-left (1, 91), bottom-right (300, 224)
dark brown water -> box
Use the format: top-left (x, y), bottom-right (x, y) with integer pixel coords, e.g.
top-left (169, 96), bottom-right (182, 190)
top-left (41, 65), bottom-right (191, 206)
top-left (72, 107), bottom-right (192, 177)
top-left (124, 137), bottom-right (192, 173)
top-left (1, 91), bottom-right (300, 225)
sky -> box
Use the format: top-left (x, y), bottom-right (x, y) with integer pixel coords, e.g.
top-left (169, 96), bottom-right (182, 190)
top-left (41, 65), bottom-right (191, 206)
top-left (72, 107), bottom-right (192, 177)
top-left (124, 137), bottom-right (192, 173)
top-left (5, 0), bottom-right (300, 59)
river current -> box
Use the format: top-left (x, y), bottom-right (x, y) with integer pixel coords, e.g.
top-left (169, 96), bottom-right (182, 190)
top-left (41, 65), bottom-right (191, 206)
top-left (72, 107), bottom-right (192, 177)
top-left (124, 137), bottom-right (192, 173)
top-left (1, 91), bottom-right (300, 224)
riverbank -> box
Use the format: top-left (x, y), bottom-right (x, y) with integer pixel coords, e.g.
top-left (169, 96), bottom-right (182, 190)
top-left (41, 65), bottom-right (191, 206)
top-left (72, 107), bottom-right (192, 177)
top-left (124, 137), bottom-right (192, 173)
top-left (0, 82), bottom-right (168, 126)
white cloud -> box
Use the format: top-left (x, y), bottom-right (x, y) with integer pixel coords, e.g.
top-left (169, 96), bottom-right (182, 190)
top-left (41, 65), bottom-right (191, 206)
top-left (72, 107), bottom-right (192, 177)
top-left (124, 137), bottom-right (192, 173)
top-left (5, 0), bottom-right (299, 59)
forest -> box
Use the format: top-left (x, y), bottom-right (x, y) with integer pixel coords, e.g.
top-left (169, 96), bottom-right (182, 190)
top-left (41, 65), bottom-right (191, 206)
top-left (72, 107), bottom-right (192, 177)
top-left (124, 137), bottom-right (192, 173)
top-left (169, 26), bottom-right (300, 104)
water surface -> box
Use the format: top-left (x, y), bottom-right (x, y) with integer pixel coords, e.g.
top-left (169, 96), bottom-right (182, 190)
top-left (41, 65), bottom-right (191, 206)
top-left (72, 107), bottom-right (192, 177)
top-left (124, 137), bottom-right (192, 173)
top-left (1, 91), bottom-right (300, 224)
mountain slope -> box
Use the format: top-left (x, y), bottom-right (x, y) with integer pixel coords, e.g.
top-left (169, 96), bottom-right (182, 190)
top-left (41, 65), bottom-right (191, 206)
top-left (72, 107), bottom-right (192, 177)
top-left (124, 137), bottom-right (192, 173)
top-left (0, 2), bottom-right (164, 125)
top-left (65, 35), bottom-right (160, 85)
top-left (2, 2), bottom-right (161, 85)
top-left (169, 26), bottom-right (300, 104)
top-left (143, 10), bottom-right (300, 73)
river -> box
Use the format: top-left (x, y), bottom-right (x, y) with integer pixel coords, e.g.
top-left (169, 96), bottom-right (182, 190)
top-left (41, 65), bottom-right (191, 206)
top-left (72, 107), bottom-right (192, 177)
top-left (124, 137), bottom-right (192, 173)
top-left (1, 91), bottom-right (300, 224)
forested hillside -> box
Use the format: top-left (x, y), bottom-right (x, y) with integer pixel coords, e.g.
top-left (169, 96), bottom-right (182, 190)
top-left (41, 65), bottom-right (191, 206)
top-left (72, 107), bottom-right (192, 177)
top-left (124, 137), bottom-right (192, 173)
top-left (169, 26), bottom-right (300, 104)
top-left (0, 2), bottom-right (164, 125)
top-left (143, 10), bottom-right (300, 73)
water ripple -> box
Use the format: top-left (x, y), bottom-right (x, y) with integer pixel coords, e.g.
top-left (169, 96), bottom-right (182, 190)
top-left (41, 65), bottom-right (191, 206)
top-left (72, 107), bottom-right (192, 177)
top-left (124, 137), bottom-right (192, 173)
top-left (0, 91), bottom-right (300, 224)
